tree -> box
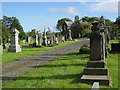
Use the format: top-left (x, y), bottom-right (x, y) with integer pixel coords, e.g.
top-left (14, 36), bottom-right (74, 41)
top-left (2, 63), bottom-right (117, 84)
top-left (81, 16), bottom-right (100, 23)
top-left (89, 17), bottom-right (100, 22)
top-left (71, 22), bottom-right (91, 37)
top-left (114, 16), bottom-right (120, 27)
top-left (3, 16), bottom-right (26, 40)
top-left (56, 18), bottom-right (72, 32)
top-left (81, 16), bottom-right (90, 22)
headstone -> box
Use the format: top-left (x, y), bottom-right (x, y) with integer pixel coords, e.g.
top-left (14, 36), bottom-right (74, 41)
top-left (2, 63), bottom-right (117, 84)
top-left (68, 30), bottom-right (72, 40)
top-left (53, 33), bottom-right (56, 41)
top-left (34, 34), bottom-right (38, 46)
top-left (50, 36), bottom-right (54, 45)
top-left (79, 33), bottom-right (81, 38)
top-left (55, 37), bottom-right (59, 44)
top-left (2, 38), bottom-right (6, 49)
top-left (42, 27), bottom-right (47, 46)
top-left (22, 40), bottom-right (26, 43)
top-left (38, 33), bottom-right (42, 45)
top-left (80, 20), bottom-right (110, 85)
top-left (47, 40), bottom-right (50, 45)
top-left (0, 38), bottom-right (2, 54)
top-left (26, 36), bottom-right (32, 43)
top-left (62, 36), bottom-right (65, 42)
top-left (8, 28), bottom-right (21, 52)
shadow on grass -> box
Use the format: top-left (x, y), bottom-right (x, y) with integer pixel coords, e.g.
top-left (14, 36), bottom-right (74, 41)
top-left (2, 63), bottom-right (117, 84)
top-left (2, 73), bottom-right (83, 82)
top-left (70, 72), bottom-right (84, 84)
top-left (31, 63), bottom-right (86, 68)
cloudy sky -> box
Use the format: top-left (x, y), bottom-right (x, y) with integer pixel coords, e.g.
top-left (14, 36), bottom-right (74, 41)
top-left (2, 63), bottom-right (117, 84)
top-left (1, 0), bottom-right (119, 32)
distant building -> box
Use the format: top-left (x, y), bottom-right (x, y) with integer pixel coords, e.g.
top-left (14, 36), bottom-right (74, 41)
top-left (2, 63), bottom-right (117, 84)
top-left (62, 16), bottom-right (88, 39)
top-left (62, 21), bottom-right (73, 40)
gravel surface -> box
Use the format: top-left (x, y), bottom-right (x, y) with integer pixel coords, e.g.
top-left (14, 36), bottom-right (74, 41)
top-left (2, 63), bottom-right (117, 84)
top-left (1, 39), bottom-right (89, 82)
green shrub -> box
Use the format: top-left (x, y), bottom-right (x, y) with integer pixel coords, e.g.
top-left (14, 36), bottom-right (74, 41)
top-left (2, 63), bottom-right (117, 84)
top-left (79, 45), bottom-right (90, 54)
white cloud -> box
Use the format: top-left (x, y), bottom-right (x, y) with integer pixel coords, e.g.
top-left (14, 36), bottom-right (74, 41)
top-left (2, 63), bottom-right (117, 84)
top-left (66, 7), bottom-right (80, 15)
top-left (89, 1), bottom-right (118, 12)
top-left (48, 7), bottom-right (80, 15)
top-left (48, 8), bottom-right (60, 12)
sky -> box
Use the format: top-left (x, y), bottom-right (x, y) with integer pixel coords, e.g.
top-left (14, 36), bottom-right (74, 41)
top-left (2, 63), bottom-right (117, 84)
top-left (1, 1), bottom-right (118, 32)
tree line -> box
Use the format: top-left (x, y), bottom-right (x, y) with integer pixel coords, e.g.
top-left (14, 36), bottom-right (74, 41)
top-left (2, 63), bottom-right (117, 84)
top-left (56, 16), bottom-right (120, 37)
top-left (1, 16), bottom-right (26, 44)
top-left (1, 16), bottom-right (120, 45)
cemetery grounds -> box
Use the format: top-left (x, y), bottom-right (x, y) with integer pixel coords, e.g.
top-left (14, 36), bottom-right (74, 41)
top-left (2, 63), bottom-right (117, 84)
top-left (2, 39), bottom-right (119, 88)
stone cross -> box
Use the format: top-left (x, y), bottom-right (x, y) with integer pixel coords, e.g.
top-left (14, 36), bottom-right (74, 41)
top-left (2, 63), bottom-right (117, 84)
top-left (8, 28), bottom-right (21, 52)
top-left (42, 27), bottom-right (47, 46)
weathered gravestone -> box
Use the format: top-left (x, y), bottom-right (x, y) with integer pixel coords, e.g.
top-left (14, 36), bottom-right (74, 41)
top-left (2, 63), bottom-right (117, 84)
top-left (55, 37), bottom-right (59, 44)
top-left (33, 34), bottom-right (38, 46)
top-left (50, 35), bottom-right (54, 45)
top-left (42, 28), bottom-right (47, 46)
top-left (26, 36), bottom-right (33, 43)
top-left (0, 38), bottom-right (2, 54)
top-left (8, 28), bottom-right (21, 52)
top-left (68, 30), bottom-right (72, 40)
top-left (38, 33), bottom-right (42, 46)
top-left (80, 20), bottom-right (110, 85)
top-left (62, 36), bottom-right (65, 42)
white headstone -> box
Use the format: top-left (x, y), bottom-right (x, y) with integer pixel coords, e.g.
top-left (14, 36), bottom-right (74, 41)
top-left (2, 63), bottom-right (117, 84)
top-left (34, 34), bottom-right (38, 46)
top-left (8, 28), bottom-right (21, 52)
top-left (42, 28), bottom-right (47, 46)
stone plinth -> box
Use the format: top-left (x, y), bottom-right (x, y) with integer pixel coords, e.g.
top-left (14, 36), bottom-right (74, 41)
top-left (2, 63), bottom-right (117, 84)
top-left (8, 28), bottom-right (21, 52)
top-left (81, 75), bottom-right (109, 85)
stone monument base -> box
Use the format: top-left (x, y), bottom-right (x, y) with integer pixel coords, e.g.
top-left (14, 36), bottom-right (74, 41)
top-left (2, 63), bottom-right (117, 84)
top-left (80, 60), bottom-right (110, 85)
top-left (8, 45), bottom-right (21, 52)
top-left (81, 75), bottom-right (109, 85)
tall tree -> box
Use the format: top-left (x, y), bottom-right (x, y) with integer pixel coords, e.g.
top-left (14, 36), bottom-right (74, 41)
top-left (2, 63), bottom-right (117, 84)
top-left (3, 16), bottom-right (26, 40)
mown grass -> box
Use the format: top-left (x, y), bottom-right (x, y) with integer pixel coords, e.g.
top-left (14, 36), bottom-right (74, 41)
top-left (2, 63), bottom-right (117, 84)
top-left (2, 51), bottom-right (118, 88)
top-left (2, 40), bottom-right (80, 64)
top-left (2, 52), bottom-right (91, 88)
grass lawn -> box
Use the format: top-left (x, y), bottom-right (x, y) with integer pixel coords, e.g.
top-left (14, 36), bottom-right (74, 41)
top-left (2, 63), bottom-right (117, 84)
top-left (2, 51), bottom-right (119, 88)
top-left (2, 40), bottom-right (80, 64)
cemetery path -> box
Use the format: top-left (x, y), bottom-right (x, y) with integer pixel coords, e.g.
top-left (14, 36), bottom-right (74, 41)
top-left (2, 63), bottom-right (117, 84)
top-left (1, 39), bottom-right (89, 82)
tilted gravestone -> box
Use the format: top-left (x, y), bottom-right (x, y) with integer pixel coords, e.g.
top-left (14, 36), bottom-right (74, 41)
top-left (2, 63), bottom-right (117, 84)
top-left (8, 28), bottom-right (21, 52)
top-left (81, 18), bottom-right (110, 85)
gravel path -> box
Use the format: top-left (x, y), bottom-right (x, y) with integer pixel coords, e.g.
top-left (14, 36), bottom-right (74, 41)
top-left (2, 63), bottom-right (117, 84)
top-left (1, 39), bottom-right (89, 81)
